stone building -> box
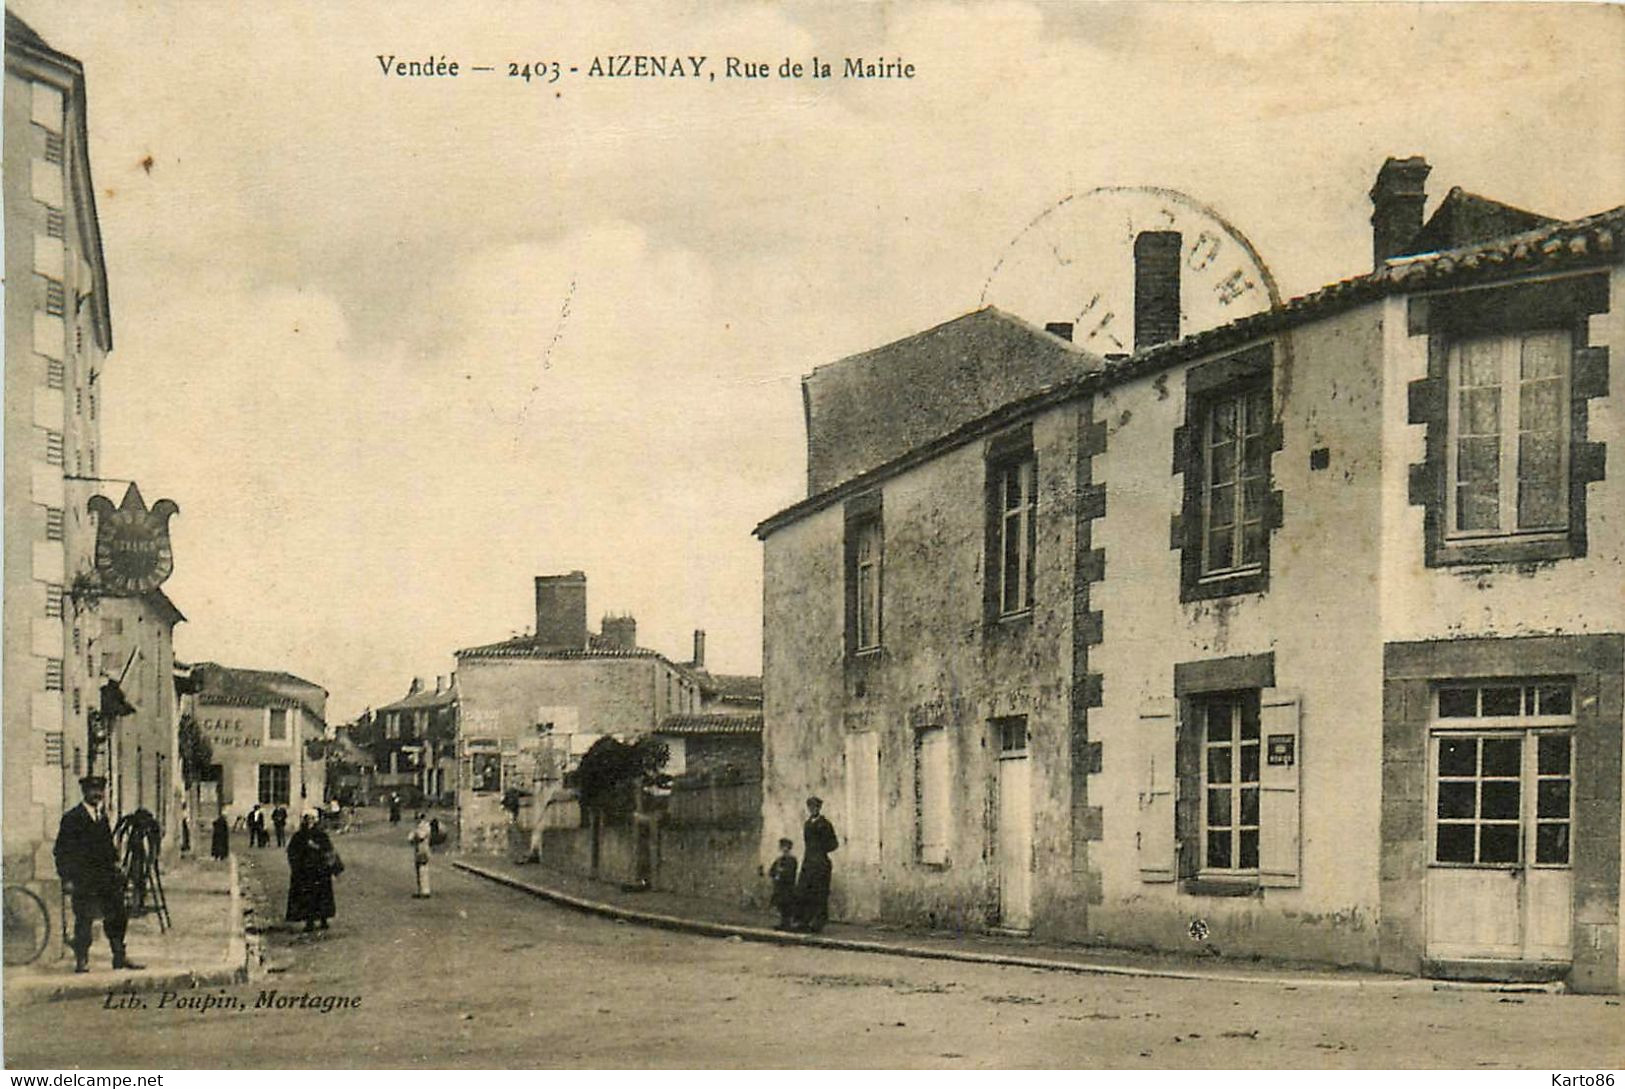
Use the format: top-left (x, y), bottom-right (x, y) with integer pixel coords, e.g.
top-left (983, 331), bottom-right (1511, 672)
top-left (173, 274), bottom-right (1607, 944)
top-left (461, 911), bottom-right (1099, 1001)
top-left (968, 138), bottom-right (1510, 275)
top-left (185, 663), bottom-right (328, 820)
top-left (367, 675), bottom-right (459, 805)
top-left (454, 572), bottom-right (759, 849)
top-left (3, 16), bottom-right (187, 935)
top-left (756, 159), bottom-right (1623, 991)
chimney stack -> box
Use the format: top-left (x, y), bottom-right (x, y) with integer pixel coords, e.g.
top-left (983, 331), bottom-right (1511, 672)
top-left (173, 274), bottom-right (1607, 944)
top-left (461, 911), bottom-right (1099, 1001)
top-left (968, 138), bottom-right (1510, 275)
top-left (692, 629), bottom-right (707, 668)
top-left (408, 676), bottom-right (423, 695)
top-left (1133, 231), bottom-right (1182, 352)
top-left (1044, 321), bottom-right (1074, 342)
top-left (534, 572), bottom-right (588, 652)
top-left (435, 675), bottom-right (445, 694)
top-left (600, 613), bottom-right (638, 652)
top-left (1370, 156), bottom-right (1431, 268)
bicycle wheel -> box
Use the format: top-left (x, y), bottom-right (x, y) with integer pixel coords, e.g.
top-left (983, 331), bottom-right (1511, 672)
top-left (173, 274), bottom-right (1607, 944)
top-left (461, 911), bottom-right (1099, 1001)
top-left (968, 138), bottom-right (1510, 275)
top-left (3, 885), bottom-right (50, 966)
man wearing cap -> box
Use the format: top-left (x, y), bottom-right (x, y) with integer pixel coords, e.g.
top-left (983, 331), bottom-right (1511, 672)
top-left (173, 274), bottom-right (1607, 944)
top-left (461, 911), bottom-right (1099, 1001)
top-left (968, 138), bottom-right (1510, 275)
top-left (795, 795), bottom-right (839, 933)
top-left (54, 775), bottom-right (141, 973)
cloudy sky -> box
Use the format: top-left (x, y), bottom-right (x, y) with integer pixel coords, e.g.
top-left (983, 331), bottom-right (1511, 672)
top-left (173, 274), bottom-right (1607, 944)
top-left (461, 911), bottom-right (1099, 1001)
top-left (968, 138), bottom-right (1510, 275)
top-left (16, 1), bottom-right (1623, 721)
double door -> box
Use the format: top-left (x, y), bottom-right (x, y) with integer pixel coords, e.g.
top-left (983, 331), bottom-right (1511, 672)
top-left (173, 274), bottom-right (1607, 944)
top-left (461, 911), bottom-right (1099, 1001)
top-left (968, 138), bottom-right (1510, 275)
top-left (1425, 727), bottom-right (1573, 965)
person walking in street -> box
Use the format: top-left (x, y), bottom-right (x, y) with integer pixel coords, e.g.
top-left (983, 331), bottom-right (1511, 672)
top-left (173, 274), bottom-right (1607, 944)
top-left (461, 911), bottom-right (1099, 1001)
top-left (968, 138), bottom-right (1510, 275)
top-left (286, 810), bottom-right (338, 933)
top-left (768, 837), bottom-right (799, 930)
top-left (54, 775), bottom-right (142, 973)
top-left (796, 796), bottom-right (839, 933)
top-left (210, 812), bottom-right (230, 860)
top-left (271, 804), bottom-right (289, 846)
top-left (388, 793), bottom-right (401, 825)
top-left (247, 804), bottom-right (264, 849)
top-left (408, 812), bottom-right (432, 898)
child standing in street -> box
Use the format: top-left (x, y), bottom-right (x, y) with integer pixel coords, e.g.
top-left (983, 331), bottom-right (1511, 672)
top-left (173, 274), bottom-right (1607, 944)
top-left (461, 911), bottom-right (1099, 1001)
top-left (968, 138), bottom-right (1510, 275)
top-left (768, 837), bottom-right (798, 930)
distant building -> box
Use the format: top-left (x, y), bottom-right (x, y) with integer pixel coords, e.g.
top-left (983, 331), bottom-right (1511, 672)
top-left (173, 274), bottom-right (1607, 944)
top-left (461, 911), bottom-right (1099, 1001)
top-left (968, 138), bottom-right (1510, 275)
top-left (185, 663), bottom-right (328, 818)
top-left (757, 160), bottom-right (1624, 991)
top-left (367, 675), bottom-right (458, 805)
top-left (454, 572), bottom-right (759, 850)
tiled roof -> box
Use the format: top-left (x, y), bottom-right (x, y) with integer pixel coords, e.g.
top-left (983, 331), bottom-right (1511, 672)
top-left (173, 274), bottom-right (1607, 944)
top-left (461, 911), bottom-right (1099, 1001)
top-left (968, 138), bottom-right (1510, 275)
top-left (675, 666), bottom-right (763, 703)
top-left (192, 662), bottom-right (326, 721)
top-left (755, 203), bottom-right (1624, 539)
top-left (1403, 188), bottom-right (1556, 257)
top-left (375, 680), bottom-right (458, 713)
top-left (455, 636), bottom-right (664, 661)
top-left (654, 714), bottom-right (763, 736)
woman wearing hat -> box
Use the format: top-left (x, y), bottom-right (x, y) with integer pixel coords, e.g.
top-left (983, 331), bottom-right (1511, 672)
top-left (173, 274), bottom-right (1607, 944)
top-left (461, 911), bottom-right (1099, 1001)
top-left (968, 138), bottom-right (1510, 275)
top-left (285, 809), bottom-right (338, 933)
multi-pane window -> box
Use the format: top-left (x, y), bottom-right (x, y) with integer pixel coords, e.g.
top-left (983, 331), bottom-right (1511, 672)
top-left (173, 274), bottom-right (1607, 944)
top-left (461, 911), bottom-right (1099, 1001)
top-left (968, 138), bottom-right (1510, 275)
top-left (1433, 681), bottom-right (1574, 867)
top-left (994, 457), bottom-right (1037, 615)
top-left (45, 507), bottom-right (64, 541)
top-left (268, 707), bottom-right (289, 742)
top-left (45, 659), bottom-right (65, 691)
top-left (1448, 330), bottom-right (1570, 537)
top-left (854, 518), bottom-right (882, 651)
top-left (45, 208), bottom-right (65, 240)
top-left (44, 583), bottom-right (65, 618)
top-left (43, 132), bottom-right (64, 164)
top-left (258, 764), bottom-right (291, 805)
top-left (1534, 735), bottom-right (1573, 865)
top-left (1201, 388), bottom-right (1270, 578)
top-left (44, 430), bottom-right (64, 467)
top-left (45, 279), bottom-right (65, 317)
top-left (47, 359), bottom-right (65, 390)
top-left (1199, 692), bottom-right (1261, 872)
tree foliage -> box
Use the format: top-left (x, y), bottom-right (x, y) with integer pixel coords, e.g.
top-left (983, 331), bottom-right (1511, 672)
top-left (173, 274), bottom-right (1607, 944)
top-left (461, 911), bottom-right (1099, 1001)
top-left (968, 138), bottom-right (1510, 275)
top-left (177, 712), bottom-right (214, 787)
top-left (574, 735), bottom-right (670, 819)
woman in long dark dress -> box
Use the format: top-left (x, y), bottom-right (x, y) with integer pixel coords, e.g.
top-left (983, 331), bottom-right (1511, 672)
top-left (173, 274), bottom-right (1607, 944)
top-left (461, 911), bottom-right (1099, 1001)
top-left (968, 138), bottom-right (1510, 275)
top-left (285, 811), bottom-right (336, 932)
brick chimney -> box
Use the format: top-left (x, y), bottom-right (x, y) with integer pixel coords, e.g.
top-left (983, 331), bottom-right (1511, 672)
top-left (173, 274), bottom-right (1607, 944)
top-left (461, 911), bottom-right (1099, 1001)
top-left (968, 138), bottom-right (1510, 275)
top-left (534, 572), bottom-right (588, 652)
top-left (1134, 231), bottom-right (1181, 351)
top-left (600, 613), bottom-right (637, 651)
top-left (692, 629), bottom-right (706, 668)
top-left (434, 675), bottom-right (445, 694)
top-left (1370, 156), bottom-right (1431, 267)
top-left (408, 677), bottom-right (423, 695)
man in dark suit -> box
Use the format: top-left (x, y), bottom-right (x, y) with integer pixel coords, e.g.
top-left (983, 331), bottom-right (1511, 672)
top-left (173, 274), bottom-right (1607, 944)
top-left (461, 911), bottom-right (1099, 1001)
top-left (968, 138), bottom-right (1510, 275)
top-left (54, 775), bottom-right (141, 973)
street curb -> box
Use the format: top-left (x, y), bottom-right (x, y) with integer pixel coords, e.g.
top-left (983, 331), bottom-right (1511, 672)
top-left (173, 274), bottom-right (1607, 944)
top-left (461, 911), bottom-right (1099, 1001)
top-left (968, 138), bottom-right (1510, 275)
top-left (452, 860), bottom-right (1417, 991)
top-left (4, 857), bottom-right (251, 1005)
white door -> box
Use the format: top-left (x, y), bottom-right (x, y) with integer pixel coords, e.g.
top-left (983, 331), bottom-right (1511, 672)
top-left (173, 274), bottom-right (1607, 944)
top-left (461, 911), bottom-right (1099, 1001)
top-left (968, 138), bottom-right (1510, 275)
top-left (1425, 702), bottom-right (1575, 966)
top-left (996, 719), bottom-right (1033, 931)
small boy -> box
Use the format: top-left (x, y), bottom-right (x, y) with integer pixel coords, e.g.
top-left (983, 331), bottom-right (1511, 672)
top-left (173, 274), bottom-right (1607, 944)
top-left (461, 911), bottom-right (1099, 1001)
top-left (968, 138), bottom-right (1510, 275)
top-left (768, 838), bottom-right (799, 930)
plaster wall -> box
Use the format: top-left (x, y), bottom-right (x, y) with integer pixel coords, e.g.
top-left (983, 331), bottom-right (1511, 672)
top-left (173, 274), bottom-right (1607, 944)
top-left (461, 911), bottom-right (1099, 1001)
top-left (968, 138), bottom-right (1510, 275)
top-left (1079, 307), bottom-right (1390, 963)
top-left (763, 409), bottom-right (1084, 930)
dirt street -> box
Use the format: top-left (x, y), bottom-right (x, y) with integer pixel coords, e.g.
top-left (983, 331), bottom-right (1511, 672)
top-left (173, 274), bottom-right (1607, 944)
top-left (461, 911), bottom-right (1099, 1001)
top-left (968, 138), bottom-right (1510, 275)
top-left (6, 820), bottom-right (1621, 1069)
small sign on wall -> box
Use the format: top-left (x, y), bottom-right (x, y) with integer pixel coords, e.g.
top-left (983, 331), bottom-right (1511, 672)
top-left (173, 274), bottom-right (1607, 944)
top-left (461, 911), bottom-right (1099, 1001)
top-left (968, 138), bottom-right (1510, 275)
top-left (1267, 734), bottom-right (1296, 767)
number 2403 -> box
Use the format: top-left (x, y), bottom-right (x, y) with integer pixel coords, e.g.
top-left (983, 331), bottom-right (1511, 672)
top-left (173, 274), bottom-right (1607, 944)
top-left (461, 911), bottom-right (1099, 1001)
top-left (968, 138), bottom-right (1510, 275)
top-left (509, 61), bottom-right (561, 83)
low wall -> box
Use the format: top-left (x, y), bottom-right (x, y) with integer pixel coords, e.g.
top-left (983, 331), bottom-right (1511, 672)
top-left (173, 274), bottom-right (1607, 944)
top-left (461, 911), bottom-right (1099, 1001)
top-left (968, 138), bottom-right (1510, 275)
top-left (536, 821), bottom-right (765, 908)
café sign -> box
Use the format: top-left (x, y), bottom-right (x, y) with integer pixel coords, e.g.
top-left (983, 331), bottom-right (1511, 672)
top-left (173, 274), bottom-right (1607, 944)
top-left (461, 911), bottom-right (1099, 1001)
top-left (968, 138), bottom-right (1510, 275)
top-left (87, 484), bottom-right (177, 595)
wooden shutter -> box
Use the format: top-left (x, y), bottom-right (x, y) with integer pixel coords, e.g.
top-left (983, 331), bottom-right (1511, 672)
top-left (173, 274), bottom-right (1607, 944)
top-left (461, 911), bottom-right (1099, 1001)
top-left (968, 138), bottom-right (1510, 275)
top-left (1137, 697), bottom-right (1178, 882)
top-left (1258, 687), bottom-right (1302, 887)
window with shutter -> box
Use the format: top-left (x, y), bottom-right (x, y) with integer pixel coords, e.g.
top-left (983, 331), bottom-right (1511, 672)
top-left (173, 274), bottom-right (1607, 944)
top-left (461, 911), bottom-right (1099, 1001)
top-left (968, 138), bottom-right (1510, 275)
top-left (914, 727), bottom-right (949, 865)
top-left (1137, 698), bottom-right (1178, 882)
top-left (845, 731), bottom-right (881, 865)
top-left (1257, 688), bottom-right (1302, 887)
